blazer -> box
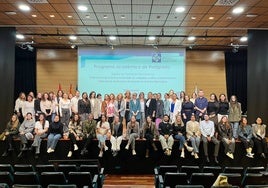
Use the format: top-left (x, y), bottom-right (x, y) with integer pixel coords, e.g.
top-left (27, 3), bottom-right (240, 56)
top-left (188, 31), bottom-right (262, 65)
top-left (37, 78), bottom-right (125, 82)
top-left (156, 99), bottom-right (164, 119)
top-left (111, 122), bottom-right (123, 137)
top-left (142, 122), bottom-right (158, 139)
top-left (114, 100), bottom-right (125, 118)
top-left (145, 98), bottom-right (157, 117)
top-left (218, 123), bottom-right (233, 140)
top-left (129, 99), bottom-right (141, 120)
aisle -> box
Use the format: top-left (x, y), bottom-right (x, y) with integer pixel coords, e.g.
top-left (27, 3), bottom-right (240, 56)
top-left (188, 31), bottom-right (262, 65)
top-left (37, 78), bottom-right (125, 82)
top-left (103, 174), bottom-right (155, 188)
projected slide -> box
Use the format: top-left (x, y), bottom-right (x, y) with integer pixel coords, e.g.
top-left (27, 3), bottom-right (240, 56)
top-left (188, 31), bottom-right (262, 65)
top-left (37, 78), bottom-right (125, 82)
top-left (78, 47), bottom-right (185, 96)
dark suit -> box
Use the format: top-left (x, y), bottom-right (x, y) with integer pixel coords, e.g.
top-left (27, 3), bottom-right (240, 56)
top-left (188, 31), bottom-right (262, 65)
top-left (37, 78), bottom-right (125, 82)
top-left (145, 98), bottom-right (157, 118)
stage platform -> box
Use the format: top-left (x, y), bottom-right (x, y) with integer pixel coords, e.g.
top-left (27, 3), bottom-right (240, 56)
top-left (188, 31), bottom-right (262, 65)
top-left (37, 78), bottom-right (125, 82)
top-left (0, 139), bottom-right (267, 174)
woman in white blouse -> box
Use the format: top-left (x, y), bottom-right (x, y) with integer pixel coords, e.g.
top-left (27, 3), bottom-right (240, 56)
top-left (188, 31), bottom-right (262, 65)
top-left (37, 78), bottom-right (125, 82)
top-left (22, 94), bottom-right (35, 121)
top-left (59, 93), bottom-right (72, 133)
top-left (40, 92), bottom-right (53, 123)
top-left (14, 92), bottom-right (26, 123)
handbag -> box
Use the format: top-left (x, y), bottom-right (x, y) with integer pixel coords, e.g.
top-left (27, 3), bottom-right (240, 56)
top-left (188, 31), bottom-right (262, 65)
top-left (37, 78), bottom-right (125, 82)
top-left (0, 132), bottom-right (6, 141)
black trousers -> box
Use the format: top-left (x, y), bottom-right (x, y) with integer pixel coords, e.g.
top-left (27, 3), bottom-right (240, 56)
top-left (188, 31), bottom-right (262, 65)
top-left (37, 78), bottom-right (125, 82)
top-left (253, 137), bottom-right (268, 154)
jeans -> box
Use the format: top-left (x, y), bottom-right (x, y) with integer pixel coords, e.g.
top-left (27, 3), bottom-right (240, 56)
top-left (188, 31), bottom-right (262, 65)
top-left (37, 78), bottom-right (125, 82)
top-left (47, 133), bottom-right (61, 150)
top-left (231, 122), bottom-right (239, 139)
top-left (127, 133), bottom-right (139, 150)
top-left (189, 136), bottom-right (200, 153)
top-left (32, 133), bottom-right (47, 154)
top-left (174, 134), bottom-right (186, 150)
top-left (97, 134), bottom-right (107, 148)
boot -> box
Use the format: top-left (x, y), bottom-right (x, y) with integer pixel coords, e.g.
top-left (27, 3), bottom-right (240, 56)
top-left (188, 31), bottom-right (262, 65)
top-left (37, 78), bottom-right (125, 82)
top-left (80, 148), bottom-right (88, 156)
top-left (2, 151), bottom-right (8, 157)
top-left (21, 144), bottom-right (27, 151)
top-left (152, 143), bottom-right (158, 151)
top-left (145, 149), bottom-right (149, 158)
top-left (8, 144), bottom-right (14, 151)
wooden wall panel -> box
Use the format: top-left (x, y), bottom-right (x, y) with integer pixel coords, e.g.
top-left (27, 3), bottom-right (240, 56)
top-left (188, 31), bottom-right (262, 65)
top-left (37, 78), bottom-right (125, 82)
top-left (36, 49), bottom-right (226, 98)
top-left (185, 50), bottom-right (226, 98)
top-left (37, 49), bottom-right (77, 93)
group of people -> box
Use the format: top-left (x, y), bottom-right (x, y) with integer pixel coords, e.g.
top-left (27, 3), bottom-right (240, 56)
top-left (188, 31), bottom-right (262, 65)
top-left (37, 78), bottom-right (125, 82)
top-left (0, 89), bottom-right (267, 162)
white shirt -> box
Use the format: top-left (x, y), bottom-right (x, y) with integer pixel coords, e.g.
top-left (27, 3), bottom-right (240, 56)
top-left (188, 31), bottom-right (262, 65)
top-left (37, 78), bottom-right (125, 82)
top-left (71, 96), bottom-right (80, 113)
top-left (35, 120), bottom-right (49, 130)
top-left (15, 98), bottom-right (25, 112)
top-left (200, 120), bottom-right (215, 137)
top-left (59, 99), bottom-right (71, 116)
top-left (22, 100), bottom-right (35, 117)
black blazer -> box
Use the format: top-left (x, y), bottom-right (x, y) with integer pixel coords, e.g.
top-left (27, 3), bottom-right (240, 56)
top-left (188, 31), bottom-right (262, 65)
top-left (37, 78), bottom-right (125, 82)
top-left (145, 98), bottom-right (157, 117)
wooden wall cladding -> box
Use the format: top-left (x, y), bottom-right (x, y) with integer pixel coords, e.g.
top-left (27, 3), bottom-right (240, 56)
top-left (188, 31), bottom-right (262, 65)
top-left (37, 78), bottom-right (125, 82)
top-left (37, 49), bottom-right (226, 98)
top-left (36, 49), bottom-right (77, 93)
top-left (185, 50), bottom-right (227, 98)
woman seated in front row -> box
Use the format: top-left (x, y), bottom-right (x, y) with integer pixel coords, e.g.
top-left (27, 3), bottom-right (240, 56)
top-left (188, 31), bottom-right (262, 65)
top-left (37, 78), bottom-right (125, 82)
top-left (1, 114), bottom-right (20, 157)
top-left (47, 115), bottom-right (63, 153)
top-left (143, 116), bottom-right (158, 158)
top-left (252, 117), bottom-right (267, 158)
top-left (125, 115), bottom-right (140, 156)
top-left (96, 114), bottom-right (110, 157)
top-left (172, 115), bottom-right (193, 158)
top-left (238, 117), bottom-right (254, 158)
top-left (110, 116), bottom-right (123, 157)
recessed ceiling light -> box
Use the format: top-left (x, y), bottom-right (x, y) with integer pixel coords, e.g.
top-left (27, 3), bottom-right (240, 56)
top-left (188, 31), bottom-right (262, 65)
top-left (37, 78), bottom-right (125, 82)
top-left (148, 36), bottom-right (156, 41)
top-left (71, 44), bottom-right (76, 49)
top-left (5, 11), bottom-right (16, 15)
top-left (226, 16), bottom-right (232, 20)
top-left (67, 15), bottom-right (72, 18)
top-left (246, 14), bottom-right (258, 18)
top-left (232, 7), bottom-right (244, 14)
top-left (69, 35), bottom-right (77, 40)
top-left (85, 15), bottom-right (90, 19)
top-left (49, 15), bottom-right (55, 18)
top-left (32, 14), bottom-right (37, 17)
top-left (109, 36), bottom-right (116, 41)
top-left (78, 5), bottom-right (88, 11)
top-left (209, 16), bottom-right (214, 20)
top-left (191, 16), bottom-right (196, 20)
top-left (121, 15), bottom-right (125, 19)
top-left (19, 4), bottom-right (30, 11)
top-left (187, 36), bottom-right (196, 41)
top-left (16, 34), bottom-right (25, 39)
top-left (175, 6), bottom-right (185, 13)
top-left (240, 36), bottom-right (247, 42)
top-left (103, 15), bottom-right (108, 19)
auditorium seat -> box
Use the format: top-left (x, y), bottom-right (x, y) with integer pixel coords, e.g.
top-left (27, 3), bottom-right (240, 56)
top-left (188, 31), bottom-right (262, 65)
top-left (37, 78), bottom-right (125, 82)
top-left (12, 185), bottom-right (42, 188)
top-left (211, 186), bottom-right (240, 188)
top-left (35, 164), bottom-right (55, 174)
top-left (241, 173), bottom-right (267, 187)
top-left (189, 173), bottom-right (215, 188)
top-left (47, 185), bottom-right (77, 188)
top-left (180, 165), bottom-right (201, 180)
top-left (219, 173), bottom-right (242, 187)
top-left (56, 164), bottom-right (77, 179)
top-left (154, 165), bottom-right (178, 188)
top-left (40, 172), bottom-right (67, 188)
top-left (176, 185), bottom-right (204, 188)
top-left (244, 167), bottom-right (266, 174)
top-left (0, 164), bottom-right (14, 174)
top-left (203, 166), bottom-right (222, 176)
top-left (159, 172), bottom-right (188, 188)
top-left (0, 183), bottom-right (9, 188)
top-left (14, 164), bottom-right (34, 172)
top-left (244, 185), bottom-right (268, 188)
top-left (68, 172), bottom-right (98, 188)
top-left (0, 171), bottom-right (13, 187)
top-left (79, 164), bottom-right (104, 188)
top-left (13, 172), bottom-right (39, 185)
top-left (223, 167), bottom-right (244, 175)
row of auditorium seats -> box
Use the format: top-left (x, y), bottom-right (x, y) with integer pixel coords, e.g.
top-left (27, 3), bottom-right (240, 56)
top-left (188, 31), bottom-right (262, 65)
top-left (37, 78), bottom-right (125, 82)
top-left (154, 165), bottom-right (268, 188)
top-left (0, 183), bottom-right (78, 188)
top-left (0, 163), bottom-right (104, 188)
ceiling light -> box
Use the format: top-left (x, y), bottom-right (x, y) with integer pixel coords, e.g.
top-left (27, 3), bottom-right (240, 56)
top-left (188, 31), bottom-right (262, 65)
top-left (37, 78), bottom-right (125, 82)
top-left (103, 15), bottom-right (108, 19)
top-left (148, 36), bottom-right (156, 41)
top-left (109, 36), bottom-right (116, 41)
top-left (71, 45), bottom-right (76, 49)
top-left (69, 35), bottom-right (77, 40)
top-left (67, 15), bottom-right (72, 18)
top-left (16, 34), bottom-right (25, 39)
top-left (49, 15), bottom-right (55, 18)
top-left (78, 5), bottom-right (88, 11)
top-left (175, 6), bottom-right (185, 13)
top-left (232, 7), bottom-right (244, 14)
top-left (246, 14), bottom-right (258, 18)
top-left (121, 15), bottom-right (125, 19)
top-left (187, 36), bottom-right (196, 41)
top-left (5, 11), bottom-right (16, 15)
top-left (32, 14), bottom-right (37, 17)
top-left (209, 16), bottom-right (214, 20)
top-left (240, 36), bottom-right (247, 42)
top-left (226, 16), bottom-right (232, 20)
top-left (85, 15), bottom-right (90, 19)
top-left (19, 4), bottom-right (30, 11)
top-left (191, 16), bottom-right (196, 20)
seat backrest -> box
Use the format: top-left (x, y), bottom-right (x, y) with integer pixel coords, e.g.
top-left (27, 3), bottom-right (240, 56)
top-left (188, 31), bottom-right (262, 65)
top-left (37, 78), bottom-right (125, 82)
top-left (158, 165), bottom-right (178, 176)
top-left (245, 167), bottom-right (265, 174)
top-left (164, 172), bottom-right (188, 187)
top-left (0, 164), bottom-right (14, 174)
top-left (203, 166), bottom-right (222, 176)
top-left (244, 185), bottom-right (268, 188)
top-left (40, 172), bottom-right (67, 188)
top-left (176, 185), bottom-right (204, 188)
top-left (0, 171), bottom-right (13, 187)
top-left (180, 166), bottom-right (201, 179)
top-left (80, 164), bottom-right (100, 176)
top-left (56, 164), bottom-right (77, 179)
top-left (68, 172), bottom-right (93, 188)
top-left (219, 173), bottom-right (242, 186)
top-left (13, 184), bottom-right (42, 188)
top-left (0, 183), bottom-right (9, 188)
top-left (47, 184), bottom-right (77, 188)
top-left (190, 173), bottom-right (215, 187)
top-left (14, 164), bottom-right (34, 172)
top-left (35, 164), bottom-right (55, 174)
top-left (14, 171), bottom-right (39, 185)
top-left (223, 167), bottom-right (244, 175)
top-left (242, 173), bottom-right (266, 187)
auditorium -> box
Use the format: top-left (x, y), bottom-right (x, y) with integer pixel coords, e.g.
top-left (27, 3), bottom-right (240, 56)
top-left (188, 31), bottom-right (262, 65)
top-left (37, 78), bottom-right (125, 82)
top-left (0, 0), bottom-right (268, 187)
